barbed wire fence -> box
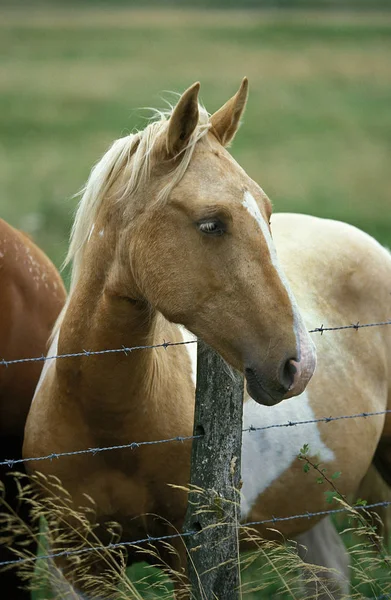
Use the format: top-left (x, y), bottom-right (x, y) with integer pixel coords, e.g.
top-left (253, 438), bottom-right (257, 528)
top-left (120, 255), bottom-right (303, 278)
top-left (1, 408), bottom-right (390, 469)
top-left (0, 319), bottom-right (391, 598)
top-left (0, 319), bottom-right (390, 369)
top-left (1, 499), bottom-right (390, 570)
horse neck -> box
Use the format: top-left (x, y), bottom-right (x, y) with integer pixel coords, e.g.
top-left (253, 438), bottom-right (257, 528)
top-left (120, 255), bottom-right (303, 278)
top-left (56, 231), bottom-right (191, 441)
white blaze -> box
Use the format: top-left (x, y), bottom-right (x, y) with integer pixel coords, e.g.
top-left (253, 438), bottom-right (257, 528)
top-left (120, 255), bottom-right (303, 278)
top-left (242, 190), bottom-right (268, 235)
top-left (242, 190), bottom-right (306, 357)
top-left (242, 191), bottom-right (298, 311)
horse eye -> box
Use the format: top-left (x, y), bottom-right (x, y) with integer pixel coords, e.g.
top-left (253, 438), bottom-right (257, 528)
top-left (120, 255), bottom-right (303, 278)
top-left (198, 220), bottom-right (225, 236)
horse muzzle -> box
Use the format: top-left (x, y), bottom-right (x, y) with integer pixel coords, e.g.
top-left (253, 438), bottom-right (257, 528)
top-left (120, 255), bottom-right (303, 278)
top-left (244, 338), bottom-right (317, 406)
top-left (244, 367), bottom-right (287, 406)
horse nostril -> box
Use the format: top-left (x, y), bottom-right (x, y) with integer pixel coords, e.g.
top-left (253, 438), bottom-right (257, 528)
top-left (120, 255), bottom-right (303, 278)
top-left (279, 358), bottom-right (298, 392)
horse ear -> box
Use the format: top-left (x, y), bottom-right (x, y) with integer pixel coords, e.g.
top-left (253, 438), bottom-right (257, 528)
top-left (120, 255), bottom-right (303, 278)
top-left (210, 77), bottom-right (248, 147)
top-left (166, 82), bottom-right (200, 156)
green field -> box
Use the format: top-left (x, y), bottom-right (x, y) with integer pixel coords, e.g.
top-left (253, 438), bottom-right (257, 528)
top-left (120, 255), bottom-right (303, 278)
top-left (1, 6), bottom-right (391, 598)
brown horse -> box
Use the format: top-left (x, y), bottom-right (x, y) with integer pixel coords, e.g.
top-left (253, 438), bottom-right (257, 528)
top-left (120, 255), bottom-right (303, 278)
top-left (0, 219), bottom-right (66, 599)
top-left (23, 80), bottom-right (390, 598)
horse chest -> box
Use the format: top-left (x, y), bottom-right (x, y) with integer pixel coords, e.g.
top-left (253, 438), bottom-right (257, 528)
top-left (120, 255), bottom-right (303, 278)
top-left (75, 467), bottom-right (150, 522)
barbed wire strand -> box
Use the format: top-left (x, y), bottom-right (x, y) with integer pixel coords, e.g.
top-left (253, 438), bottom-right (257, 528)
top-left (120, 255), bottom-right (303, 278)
top-left (1, 319), bottom-right (390, 368)
top-left (0, 434), bottom-right (202, 468)
top-left (245, 500), bottom-right (391, 528)
top-left (308, 320), bottom-right (391, 334)
top-left (0, 531), bottom-right (195, 568)
top-left (0, 339), bottom-right (197, 368)
top-left (243, 409), bottom-right (391, 434)
top-left (1, 409), bottom-right (390, 469)
top-left (1, 500), bottom-right (390, 569)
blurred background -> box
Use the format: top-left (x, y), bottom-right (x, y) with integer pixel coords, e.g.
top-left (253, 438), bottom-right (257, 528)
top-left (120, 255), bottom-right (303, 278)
top-left (1, 0), bottom-right (390, 285)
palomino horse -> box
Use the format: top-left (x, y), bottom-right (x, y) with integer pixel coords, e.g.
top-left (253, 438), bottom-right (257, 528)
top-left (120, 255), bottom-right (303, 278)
top-left (23, 80), bottom-right (390, 598)
top-left (0, 219), bottom-right (66, 599)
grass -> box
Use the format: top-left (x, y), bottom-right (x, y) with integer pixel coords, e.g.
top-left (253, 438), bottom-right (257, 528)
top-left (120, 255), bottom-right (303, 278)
top-left (1, 472), bottom-right (389, 599)
top-left (1, 6), bottom-right (391, 598)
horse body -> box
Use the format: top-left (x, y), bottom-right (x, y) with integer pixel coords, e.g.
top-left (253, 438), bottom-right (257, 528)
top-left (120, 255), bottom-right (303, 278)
top-left (23, 82), bottom-right (390, 597)
top-left (0, 219), bottom-right (66, 437)
top-left (0, 218), bottom-right (66, 598)
top-left (242, 213), bottom-right (391, 538)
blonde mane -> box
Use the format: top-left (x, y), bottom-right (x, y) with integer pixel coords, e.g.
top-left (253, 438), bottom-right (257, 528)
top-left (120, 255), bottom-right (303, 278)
top-left (51, 104), bottom-right (210, 340)
top-left (66, 104), bottom-right (210, 292)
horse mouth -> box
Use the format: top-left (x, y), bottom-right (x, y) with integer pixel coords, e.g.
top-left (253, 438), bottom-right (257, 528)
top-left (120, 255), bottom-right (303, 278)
top-left (244, 368), bottom-right (286, 407)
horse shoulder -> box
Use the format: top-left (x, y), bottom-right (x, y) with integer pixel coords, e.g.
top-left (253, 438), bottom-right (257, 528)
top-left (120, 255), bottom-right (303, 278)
top-left (272, 213), bottom-right (391, 304)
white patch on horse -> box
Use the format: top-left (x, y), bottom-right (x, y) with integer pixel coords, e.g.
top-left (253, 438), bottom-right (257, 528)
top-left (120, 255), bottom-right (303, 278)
top-left (240, 393), bottom-right (335, 519)
top-left (32, 332), bottom-right (59, 402)
top-left (99, 229), bottom-right (104, 237)
top-left (169, 335), bottom-right (331, 520)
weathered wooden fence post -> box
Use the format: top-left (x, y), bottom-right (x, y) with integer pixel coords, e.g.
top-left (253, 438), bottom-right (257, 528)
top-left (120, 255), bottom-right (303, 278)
top-left (183, 340), bottom-right (244, 600)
